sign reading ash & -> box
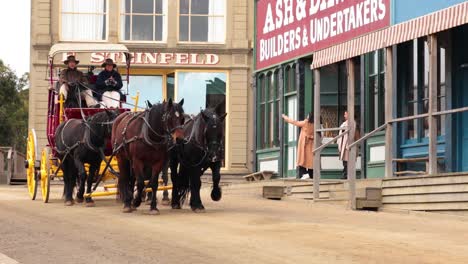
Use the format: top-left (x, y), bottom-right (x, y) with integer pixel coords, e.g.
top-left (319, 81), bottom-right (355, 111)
top-left (256, 0), bottom-right (390, 70)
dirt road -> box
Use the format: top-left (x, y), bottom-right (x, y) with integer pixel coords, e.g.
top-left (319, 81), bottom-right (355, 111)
top-left (0, 183), bottom-right (467, 264)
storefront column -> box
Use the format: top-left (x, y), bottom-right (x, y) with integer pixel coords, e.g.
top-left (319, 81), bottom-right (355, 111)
top-left (384, 46), bottom-right (394, 178)
top-left (428, 34), bottom-right (439, 174)
top-left (347, 59), bottom-right (357, 210)
top-left (313, 69), bottom-right (321, 200)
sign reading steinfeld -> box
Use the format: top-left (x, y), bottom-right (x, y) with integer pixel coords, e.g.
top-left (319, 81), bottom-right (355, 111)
top-left (256, 0), bottom-right (390, 70)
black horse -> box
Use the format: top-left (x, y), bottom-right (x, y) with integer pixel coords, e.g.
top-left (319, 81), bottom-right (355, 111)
top-left (55, 110), bottom-right (119, 206)
top-left (171, 106), bottom-right (227, 212)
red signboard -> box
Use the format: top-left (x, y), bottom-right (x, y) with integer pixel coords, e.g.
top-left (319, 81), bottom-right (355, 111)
top-left (256, 0), bottom-right (391, 70)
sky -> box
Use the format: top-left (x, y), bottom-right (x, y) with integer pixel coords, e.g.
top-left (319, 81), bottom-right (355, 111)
top-left (0, 1), bottom-right (30, 76)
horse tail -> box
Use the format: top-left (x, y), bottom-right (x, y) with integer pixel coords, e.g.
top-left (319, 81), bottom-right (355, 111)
top-left (116, 158), bottom-right (131, 203)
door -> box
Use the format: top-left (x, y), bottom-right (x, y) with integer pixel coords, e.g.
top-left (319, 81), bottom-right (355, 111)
top-left (284, 95), bottom-right (298, 177)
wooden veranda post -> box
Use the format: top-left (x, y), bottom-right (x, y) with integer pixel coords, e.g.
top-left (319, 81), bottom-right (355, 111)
top-left (384, 47), bottom-right (394, 178)
top-left (313, 69), bottom-right (321, 200)
top-left (346, 59), bottom-right (357, 210)
top-left (428, 34), bottom-right (438, 175)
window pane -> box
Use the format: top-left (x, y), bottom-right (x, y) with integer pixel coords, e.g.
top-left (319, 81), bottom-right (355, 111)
top-left (155, 0), bottom-right (163, 13)
top-left (132, 15), bottom-right (153, 40)
top-left (122, 0), bottom-right (131, 13)
top-left (190, 16), bottom-right (208, 41)
top-left (132, 0), bottom-right (153, 13)
top-left (167, 74), bottom-right (175, 100)
top-left (62, 0), bottom-right (105, 13)
top-left (120, 14), bottom-right (131, 40)
top-left (125, 76), bottom-right (164, 106)
top-left (179, 16), bottom-right (189, 41)
top-left (179, 0), bottom-right (189, 14)
top-left (191, 0), bottom-right (209, 14)
top-left (176, 72), bottom-right (226, 114)
top-left (62, 14), bottom-right (106, 40)
top-left (208, 16), bottom-right (224, 42)
top-left (209, 0), bottom-right (225, 15)
top-left (155, 15), bottom-right (163, 41)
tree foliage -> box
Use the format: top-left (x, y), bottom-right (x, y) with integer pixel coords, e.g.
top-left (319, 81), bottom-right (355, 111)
top-left (0, 60), bottom-right (29, 152)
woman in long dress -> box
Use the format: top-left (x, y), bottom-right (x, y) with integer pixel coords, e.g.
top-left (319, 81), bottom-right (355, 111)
top-left (282, 112), bottom-right (315, 179)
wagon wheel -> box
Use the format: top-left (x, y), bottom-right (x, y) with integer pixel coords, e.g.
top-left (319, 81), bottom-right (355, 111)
top-left (40, 147), bottom-right (52, 203)
top-left (26, 129), bottom-right (38, 200)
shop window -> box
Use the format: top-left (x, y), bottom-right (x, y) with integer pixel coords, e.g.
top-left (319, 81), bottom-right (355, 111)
top-left (179, 0), bottom-right (225, 43)
top-left (365, 50), bottom-right (385, 132)
top-left (176, 72), bottom-right (226, 114)
top-left (257, 71), bottom-right (280, 149)
top-left (124, 75), bottom-right (164, 107)
top-left (120, 0), bottom-right (167, 41)
top-left (61, 0), bottom-right (107, 41)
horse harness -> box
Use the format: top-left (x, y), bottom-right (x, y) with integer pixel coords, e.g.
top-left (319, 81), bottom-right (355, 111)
top-left (113, 110), bottom-right (173, 154)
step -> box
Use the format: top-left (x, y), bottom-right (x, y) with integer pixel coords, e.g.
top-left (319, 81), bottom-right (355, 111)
top-left (382, 192), bottom-right (468, 204)
top-left (290, 191), bottom-right (330, 199)
top-left (356, 198), bottom-right (382, 209)
top-left (382, 174), bottom-right (468, 188)
top-left (382, 202), bottom-right (468, 211)
top-left (382, 183), bottom-right (468, 196)
top-left (356, 187), bottom-right (382, 200)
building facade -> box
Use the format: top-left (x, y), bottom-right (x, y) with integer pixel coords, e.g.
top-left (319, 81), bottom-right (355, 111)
top-left (30, 0), bottom-right (255, 175)
top-left (254, 0), bottom-right (468, 178)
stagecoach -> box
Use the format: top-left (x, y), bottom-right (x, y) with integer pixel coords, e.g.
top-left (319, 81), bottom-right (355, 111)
top-left (24, 43), bottom-right (168, 203)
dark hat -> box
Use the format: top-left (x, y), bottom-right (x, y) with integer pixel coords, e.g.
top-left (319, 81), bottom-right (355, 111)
top-left (64, 55), bottom-right (79, 65)
top-left (101, 58), bottom-right (117, 68)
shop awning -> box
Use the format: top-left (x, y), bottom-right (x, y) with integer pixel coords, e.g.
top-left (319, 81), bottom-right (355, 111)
top-left (311, 2), bottom-right (468, 69)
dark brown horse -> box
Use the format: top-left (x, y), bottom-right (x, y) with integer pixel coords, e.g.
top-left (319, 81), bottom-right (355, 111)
top-left (112, 99), bottom-right (185, 214)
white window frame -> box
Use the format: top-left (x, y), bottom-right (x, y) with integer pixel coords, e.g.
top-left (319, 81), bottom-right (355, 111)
top-left (59, 0), bottom-right (109, 42)
top-left (119, 0), bottom-right (168, 43)
top-left (177, 0), bottom-right (226, 44)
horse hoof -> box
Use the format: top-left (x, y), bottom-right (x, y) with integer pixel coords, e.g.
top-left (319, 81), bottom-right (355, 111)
top-left (161, 199), bottom-right (171, 206)
top-left (64, 200), bottom-right (74, 206)
top-left (76, 197), bottom-right (84, 204)
top-left (122, 207), bottom-right (133, 213)
top-left (172, 204), bottom-right (181, 210)
top-left (85, 201), bottom-right (95, 207)
top-left (148, 209), bottom-right (160, 215)
top-left (192, 208), bottom-right (206, 213)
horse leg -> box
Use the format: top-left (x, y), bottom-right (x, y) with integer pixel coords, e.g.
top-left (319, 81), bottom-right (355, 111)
top-left (132, 161), bottom-right (145, 210)
top-left (117, 157), bottom-right (133, 213)
top-left (85, 163), bottom-right (98, 207)
top-left (170, 154), bottom-right (181, 209)
top-left (161, 159), bottom-right (170, 205)
top-left (149, 161), bottom-right (164, 214)
top-left (74, 157), bottom-right (87, 204)
top-left (63, 158), bottom-right (74, 206)
top-left (144, 165), bottom-right (153, 205)
top-left (190, 169), bottom-right (205, 213)
top-left (210, 161), bottom-right (222, 202)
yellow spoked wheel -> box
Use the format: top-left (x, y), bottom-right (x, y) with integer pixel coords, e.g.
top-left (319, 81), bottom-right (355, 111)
top-left (40, 147), bottom-right (52, 203)
top-left (26, 129), bottom-right (38, 200)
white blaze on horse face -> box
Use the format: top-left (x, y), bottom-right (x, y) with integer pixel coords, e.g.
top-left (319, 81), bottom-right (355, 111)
top-left (175, 111), bottom-right (180, 117)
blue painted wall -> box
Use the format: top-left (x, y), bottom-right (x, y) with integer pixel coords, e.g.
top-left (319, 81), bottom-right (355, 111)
top-left (392, 0), bottom-right (468, 24)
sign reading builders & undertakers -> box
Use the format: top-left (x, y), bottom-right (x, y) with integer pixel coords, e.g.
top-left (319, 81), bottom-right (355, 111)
top-left (256, 0), bottom-right (390, 70)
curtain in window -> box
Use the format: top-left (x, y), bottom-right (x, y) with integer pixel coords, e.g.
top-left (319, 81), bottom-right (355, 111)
top-left (207, 0), bottom-right (225, 42)
top-left (62, 0), bottom-right (106, 41)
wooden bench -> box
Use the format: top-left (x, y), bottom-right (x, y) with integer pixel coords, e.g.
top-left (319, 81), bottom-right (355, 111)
top-left (393, 157), bottom-right (444, 176)
top-left (243, 171), bottom-right (274, 182)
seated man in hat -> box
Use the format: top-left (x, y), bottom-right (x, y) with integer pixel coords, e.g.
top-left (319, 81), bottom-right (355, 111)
top-left (96, 58), bottom-right (123, 108)
top-left (59, 55), bottom-right (100, 108)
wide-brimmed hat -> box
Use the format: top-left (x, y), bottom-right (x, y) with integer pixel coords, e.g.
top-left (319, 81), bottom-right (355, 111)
top-left (101, 58), bottom-right (117, 68)
top-left (64, 55), bottom-right (79, 65)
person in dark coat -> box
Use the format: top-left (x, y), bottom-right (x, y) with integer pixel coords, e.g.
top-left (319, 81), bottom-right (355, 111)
top-left (59, 55), bottom-right (99, 108)
top-left (96, 58), bottom-right (123, 108)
